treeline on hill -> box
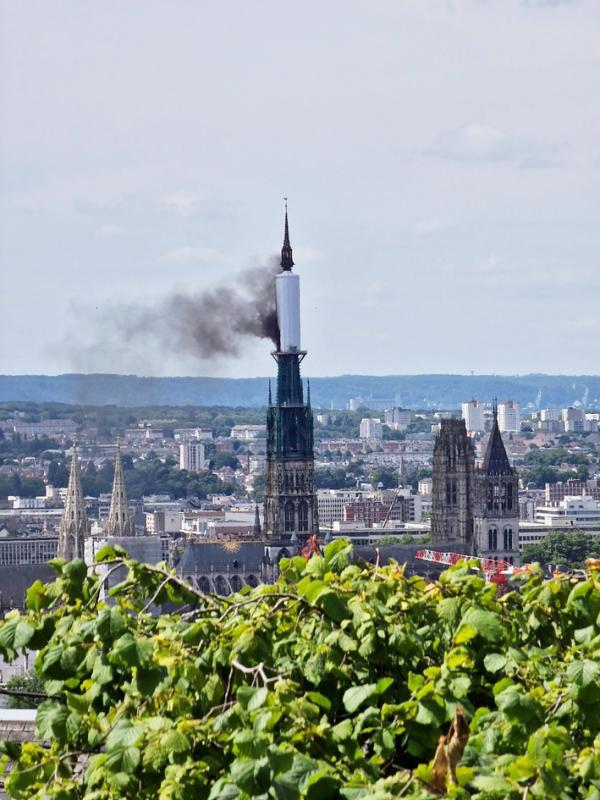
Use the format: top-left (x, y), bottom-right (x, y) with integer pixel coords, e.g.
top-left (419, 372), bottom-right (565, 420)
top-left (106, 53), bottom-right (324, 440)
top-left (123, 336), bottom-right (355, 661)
top-left (521, 446), bottom-right (592, 487)
top-left (0, 403), bottom-right (267, 440)
top-left (0, 541), bottom-right (599, 798)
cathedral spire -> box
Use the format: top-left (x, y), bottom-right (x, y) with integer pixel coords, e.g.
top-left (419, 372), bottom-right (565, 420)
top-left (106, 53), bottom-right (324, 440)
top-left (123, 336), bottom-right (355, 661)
top-left (482, 408), bottom-right (512, 476)
top-left (106, 440), bottom-right (135, 537)
top-left (58, 441), bottom-right (88, 560)
top-left (280, 199), bottom-right (294, 272)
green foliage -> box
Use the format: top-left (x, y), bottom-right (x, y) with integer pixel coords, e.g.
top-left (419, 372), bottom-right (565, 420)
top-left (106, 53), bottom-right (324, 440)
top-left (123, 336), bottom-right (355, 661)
top-left (369, 468), bottom-right (398, 489)
top-left (522, 530), bottom-right (600, 569)
top-left (209, 453), bottom-right (241, 471)
top-left (4, 670), bottom-right (44, 709)
top-left (0, 544), bottom-right (599, 798)
top-left (80, 458), bottom-right (238, 501)
top-left (315, 469), bottom-right (357, 490)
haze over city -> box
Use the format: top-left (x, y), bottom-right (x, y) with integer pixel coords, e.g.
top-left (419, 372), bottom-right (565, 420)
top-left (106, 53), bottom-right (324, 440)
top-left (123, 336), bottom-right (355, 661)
top-left (1, 0), bottom-right (599, 378)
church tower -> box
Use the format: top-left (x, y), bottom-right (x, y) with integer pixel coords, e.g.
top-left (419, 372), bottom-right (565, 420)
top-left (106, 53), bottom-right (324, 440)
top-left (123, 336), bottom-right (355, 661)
top-left (473, 404), bottom-right (519, 562)
top-left (58, 442), bottom-right (89, 560)
top-left (264, 208), bottom-right (318, 543)
top-left (105, 442), bottom-right (136, 537)
top-left (431, 419), bottom-right (475, 549)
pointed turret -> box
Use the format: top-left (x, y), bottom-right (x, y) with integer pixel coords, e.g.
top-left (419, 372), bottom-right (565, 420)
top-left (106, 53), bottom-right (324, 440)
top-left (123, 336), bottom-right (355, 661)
top-left (58, 442), bottom-right (88, 560)
top-left (253, 504), bottom-right (262, 538)
top-left (280, 201), bottom-right (294, 271)
top-left (106, 441), bottom-right (135, 536)
top-left (482, 406), bottom-right (512, 476)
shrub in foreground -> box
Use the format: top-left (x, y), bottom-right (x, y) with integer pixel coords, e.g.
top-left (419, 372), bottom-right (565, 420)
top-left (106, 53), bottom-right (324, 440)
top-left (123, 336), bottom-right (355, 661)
top-left (0, 541), bottom-right (599, 798)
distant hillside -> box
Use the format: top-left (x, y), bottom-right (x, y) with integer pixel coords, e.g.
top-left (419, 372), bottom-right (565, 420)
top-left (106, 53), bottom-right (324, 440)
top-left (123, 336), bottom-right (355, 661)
top-left (1, 373), bottom-right (599, 410)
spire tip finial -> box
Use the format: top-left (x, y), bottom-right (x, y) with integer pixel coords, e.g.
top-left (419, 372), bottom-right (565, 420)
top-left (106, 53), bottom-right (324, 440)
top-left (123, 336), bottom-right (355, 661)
top-left (280, 198), bottom-right (294, 271)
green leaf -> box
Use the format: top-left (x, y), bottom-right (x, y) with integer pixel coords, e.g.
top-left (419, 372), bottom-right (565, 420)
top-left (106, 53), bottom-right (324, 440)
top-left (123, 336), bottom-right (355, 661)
top-left (455, 624), bottom-right (478, 644)
top-left (306, 692), bottom-right (331, 710)
top-left (63, 558), bottom-right (87, 584)
top-left (104, 745), bottom-right (140, 774)
top-left (13, 621), bottom-right (35, 650)
top-left (343, 683), bottom-right (376, 713)
top-left (567, 659), bottom-right (599, 688)
top-left (96, 607), bottom-right (127, 641)
top-left (237, 685), bottom-right (268, 711)
top-left (109, 634), bottom-right (153, 667)
top-left (331, 719), bottom-right (353, 742)
top-left (26, 580), bottom-right (49, 612)
top-left (484, 653), bottom-right (508, 673)
top-left (36, 701), bottom-right (69, 741)
top-left (461, 608), bottom-right (504, 643)
top-left (472, 774), bottom-right (516, 796)
top-left (304, 771), bottom-right (341, 799)
top-left (316, 590), bottom-right (349, 622)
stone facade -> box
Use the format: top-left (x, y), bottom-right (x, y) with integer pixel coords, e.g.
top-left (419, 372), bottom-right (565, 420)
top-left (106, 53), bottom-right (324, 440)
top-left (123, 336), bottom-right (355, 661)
top-left (473, 415), bottom-right (520, 562)
top-left (431, 419), bottom-right (475, 549)
top-left (431, 414), bottom-right (519, 563)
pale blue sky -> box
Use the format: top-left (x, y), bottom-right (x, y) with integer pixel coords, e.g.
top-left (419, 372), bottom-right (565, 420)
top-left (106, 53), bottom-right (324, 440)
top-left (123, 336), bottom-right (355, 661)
top-left (1, 0), bottom-right (599, 377)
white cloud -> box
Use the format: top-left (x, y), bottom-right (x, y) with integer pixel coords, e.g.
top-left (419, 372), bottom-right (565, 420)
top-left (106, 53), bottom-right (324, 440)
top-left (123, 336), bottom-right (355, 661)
top-left (164, 245), bottom-right (224, 265)
top-left (293, 246), bottom-right (324, 264)
top-left (521, 0), bottom-right (577, 7)
top-left (162, 192), bottom-right (202, 218)
top-left (413, 218), bottom-right (459, 236)
top-left (573, 315), bottom-right (600, 330)
top-left (425, 123), bottom-right (560, 168)
top-left (95, 223), bottom-right (124, 238)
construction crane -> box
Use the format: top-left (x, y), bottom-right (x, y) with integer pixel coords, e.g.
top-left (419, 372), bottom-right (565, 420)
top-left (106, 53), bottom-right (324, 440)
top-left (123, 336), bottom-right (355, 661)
top-left (301, 535), bottom-right (321, 560)
top-left (414, 548), bottom-right (529, 586)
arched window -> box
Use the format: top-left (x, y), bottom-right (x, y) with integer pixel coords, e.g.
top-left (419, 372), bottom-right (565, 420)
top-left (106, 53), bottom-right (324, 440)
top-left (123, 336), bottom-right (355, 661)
top-left (488, 528), bottom-right (497, 551)
top-left (284, 501), bottom-right (295, 532)
top-left (487, 484), bottom-right (494, 511)
top-left (507, 483), bottom-right (513, 511)
top-left (503, 528), bottom-right (513, 550)
top-left (298, 501), bottom-right (309, 532)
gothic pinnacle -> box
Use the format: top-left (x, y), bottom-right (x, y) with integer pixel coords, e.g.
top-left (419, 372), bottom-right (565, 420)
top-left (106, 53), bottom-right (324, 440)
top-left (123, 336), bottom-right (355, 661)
top-left (58, 440), bottom-right (88, 561)
top-left (106, 440), bottom-right (135, 537)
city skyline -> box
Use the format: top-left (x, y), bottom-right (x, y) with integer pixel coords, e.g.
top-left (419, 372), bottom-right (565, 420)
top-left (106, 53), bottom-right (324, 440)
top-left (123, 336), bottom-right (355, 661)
top-left (2, 0), bottom-right (600, 378)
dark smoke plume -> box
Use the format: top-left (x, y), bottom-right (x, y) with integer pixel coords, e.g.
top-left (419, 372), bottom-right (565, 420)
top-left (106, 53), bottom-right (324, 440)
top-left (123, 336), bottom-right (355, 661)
top-left (155, 262), bottom-right (281, 357)
top-left (69, 260), bottom-right (280, 372)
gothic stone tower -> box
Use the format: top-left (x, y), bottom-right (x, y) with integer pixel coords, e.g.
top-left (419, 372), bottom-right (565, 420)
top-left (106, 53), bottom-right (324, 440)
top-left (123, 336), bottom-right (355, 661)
top-left (473, 409), bottom-right (519, 563)
top-left (264, 209), bottom-right (318, 543)
top-left (431, 419), bottom-right (475, 549)
top-left (58, 442), bottom-right (89, 560)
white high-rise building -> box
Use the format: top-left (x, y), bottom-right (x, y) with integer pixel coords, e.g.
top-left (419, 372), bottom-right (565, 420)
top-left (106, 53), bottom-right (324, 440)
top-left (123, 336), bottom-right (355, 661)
top-left (498, 401), bottom-right (521, 433)
top-left (461, 400), bottom-right (485, 433)
top-left (384, 408), bottom-right (411, 431)
top-left (562, 407), bottom-right (585, 432)
top-left (359, 418), bottom-right (383, 440)
top-left (540, 408), bottom-right (559, 422)
top-left (179, 442), bottom-right (206, 472)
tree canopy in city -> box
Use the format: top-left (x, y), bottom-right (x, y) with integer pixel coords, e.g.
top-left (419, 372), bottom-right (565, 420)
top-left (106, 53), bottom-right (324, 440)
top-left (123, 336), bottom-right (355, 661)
top-left (521, 529), bottom-right (600, 569)
top-left (0, 542), bottom-right (599, 798)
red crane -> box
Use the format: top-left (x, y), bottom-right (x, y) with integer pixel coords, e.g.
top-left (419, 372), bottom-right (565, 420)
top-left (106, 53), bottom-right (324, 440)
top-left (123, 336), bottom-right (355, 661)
top-left (301, 535), bottom-right (321, 559)
top-left (414, 548), bottom-right (529, 586)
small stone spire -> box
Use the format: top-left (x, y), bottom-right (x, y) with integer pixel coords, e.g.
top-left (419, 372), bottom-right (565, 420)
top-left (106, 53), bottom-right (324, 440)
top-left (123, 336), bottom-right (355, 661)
top-left (106, 440), bottom-right (135, 537)
top-left (58, 442), bottom-right (88, 560)
top-left (253, 504), bottom-right (262, 538)
top-left (280, 199), bottom-right (294, 272)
